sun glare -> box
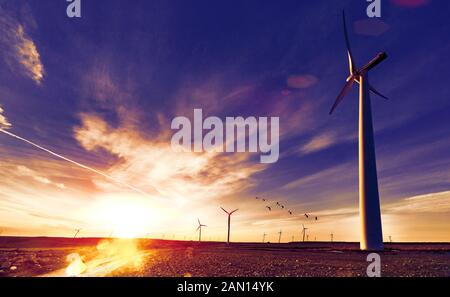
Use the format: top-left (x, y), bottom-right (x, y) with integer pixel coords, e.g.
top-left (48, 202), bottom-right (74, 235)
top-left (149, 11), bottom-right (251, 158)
top-left (89, 194), bottom-right (162, 238)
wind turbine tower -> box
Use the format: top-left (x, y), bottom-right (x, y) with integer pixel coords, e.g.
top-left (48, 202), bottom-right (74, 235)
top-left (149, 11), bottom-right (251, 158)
top-left (220, 207), bottom-right (238, 244)
top-left (262, 232), bottom-right (267, 243)
top-left (301, 224), bottom-right (308, 242)
top-left (329, 11), bottom-right (386, 251)
top-left (278, 230), bottom-right (282, 243)
top-left (73, 229), bottom-right (81, 239)
top-left (196, 219), bottom-right (207, 242)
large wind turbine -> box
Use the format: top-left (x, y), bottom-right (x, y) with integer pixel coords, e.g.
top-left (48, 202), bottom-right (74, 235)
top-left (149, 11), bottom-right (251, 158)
top-left (220, 207), bottom-right (238, 244)
top-left (196, 219), bottom-right (207, 242)
top-left (329, 11), bottom-right (387, 251)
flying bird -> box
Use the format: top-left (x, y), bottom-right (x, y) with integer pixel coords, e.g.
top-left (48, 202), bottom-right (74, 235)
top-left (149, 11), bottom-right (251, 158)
top-left (315, 216), bottom-right (318, 221)
top-left (288, 210), bottom-right (293, 215)
top-left (266, 206), bottom-right (272, 211)
top-left (304, 213), bottom-right (309, 218)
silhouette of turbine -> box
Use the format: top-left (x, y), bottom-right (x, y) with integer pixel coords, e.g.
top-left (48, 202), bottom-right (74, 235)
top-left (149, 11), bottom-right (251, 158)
top-left (220, 207), bottom-right (238, 244)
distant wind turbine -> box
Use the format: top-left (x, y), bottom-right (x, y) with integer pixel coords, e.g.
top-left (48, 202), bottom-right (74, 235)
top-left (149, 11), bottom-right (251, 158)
top-left (278, 230), bottom-right (282, 243)
top-left (301, 224), bottom-right (308, 242)
top-left (73, 228), bottom-right (81, 239)
top-left (262, 232), bottom-right (267, 243)
top-left (330, 232), bottom-right (334, 242)
top-left (329, 11), bottom-right (386, 251)
top-left (196, 219), bottom-right (207, 242)
top-left (220, 207), bottom-right (238, 244)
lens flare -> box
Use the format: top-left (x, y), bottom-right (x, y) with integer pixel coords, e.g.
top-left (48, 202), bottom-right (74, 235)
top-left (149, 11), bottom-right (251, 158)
top-left (57, 239), bottom-right (146, 277)
top-left (65, 253), bottom-right (87, 276)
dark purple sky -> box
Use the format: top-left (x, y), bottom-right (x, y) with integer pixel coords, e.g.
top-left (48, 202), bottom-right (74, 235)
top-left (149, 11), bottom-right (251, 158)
top-left (0, 0), bottom-right (449, 241)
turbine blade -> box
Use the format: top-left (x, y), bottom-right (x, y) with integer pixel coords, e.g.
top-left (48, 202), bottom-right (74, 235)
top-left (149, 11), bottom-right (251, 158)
top-left (198, 218), bottom-right (201, 225)
top-left (196, 226), bottom-right (200, 231)
top-left (343, 11), bottom-right (355, 74)
top-left (220, 207), bottom-right (229, 214)
top-left (329, 79), bottom-right (354, 114)
top-left (230, 209), bottom-right (239, 214)
top-left (369, 84), bottom-right (389, 100)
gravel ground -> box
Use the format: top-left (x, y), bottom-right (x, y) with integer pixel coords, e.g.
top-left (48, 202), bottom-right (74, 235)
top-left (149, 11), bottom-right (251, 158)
top-left (0, 237), bottom-right (449, 277)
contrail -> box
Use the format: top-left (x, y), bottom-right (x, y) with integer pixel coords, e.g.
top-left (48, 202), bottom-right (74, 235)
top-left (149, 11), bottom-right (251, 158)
top-left (0, 128), bottom-right (154, 198)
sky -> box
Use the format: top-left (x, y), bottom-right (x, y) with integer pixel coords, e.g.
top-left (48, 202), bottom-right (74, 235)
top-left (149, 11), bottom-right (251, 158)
top-left (0, 0), bottom-right (449, 242)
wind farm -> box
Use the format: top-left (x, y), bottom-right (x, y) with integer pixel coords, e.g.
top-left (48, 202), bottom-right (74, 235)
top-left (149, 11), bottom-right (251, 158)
top-left (1, 0), bottom-right (449, 279)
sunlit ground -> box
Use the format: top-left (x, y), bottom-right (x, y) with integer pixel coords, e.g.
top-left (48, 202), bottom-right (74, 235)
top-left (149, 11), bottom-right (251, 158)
top-left (43, 238), bottom-right (148, 277)
top-left (0, 237), bottom-right (448, 277)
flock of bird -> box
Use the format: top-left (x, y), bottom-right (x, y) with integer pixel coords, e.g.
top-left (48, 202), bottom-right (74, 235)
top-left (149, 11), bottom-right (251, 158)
top-left (255, 196), bottom-right (319, 221)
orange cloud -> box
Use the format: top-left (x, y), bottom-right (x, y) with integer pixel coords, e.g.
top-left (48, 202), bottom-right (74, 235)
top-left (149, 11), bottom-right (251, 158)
top-left (0, 105), bottom-right (12, 129)
top-left (0, 10), bottom-right (44, 84)
top-left (74, 113), bottom-right (266, 205)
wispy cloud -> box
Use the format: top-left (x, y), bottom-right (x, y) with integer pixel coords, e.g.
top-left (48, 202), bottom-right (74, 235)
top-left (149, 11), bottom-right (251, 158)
top-left (385, 191), bottom-right (450, 214)
top-left (74, 113), bottom-right (266, 204)
top-left (281, 162), bottom-right (356, 194)
top-left (0, 105), bottom-right (12, 129)
top-left (299, 132), bottom-right (336, 154)
top-left (286, 74), bottom-right (318, 89)
top-left (15, 165), bottom-right (66, 189)
top-left (0, 8), bottom-right (44, 84)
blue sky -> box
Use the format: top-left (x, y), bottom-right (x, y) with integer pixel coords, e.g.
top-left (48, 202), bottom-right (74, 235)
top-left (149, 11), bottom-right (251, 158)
top-left (0, 0), bottom-right (449, 242)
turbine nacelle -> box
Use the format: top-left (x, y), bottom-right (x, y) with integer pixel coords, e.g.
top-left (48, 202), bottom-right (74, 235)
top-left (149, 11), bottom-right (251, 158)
top-left (349, 52), bottom-right (388, 80)
top-left (329, 12), bottom-right (388, 115)
top-left (360, 52), bottom-right (387, 73)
